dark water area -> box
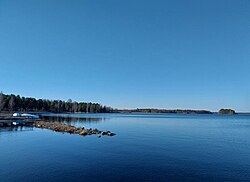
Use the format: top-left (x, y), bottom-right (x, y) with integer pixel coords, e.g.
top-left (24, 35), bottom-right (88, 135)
top-left (1, 113), bottom-right (250, 182)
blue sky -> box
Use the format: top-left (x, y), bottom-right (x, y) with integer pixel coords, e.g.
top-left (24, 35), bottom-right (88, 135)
top-left (0, 0), bottom-right (249, 111)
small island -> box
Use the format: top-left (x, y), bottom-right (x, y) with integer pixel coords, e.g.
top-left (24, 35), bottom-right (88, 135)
top-left (218, 108), bottom-right (236, 114)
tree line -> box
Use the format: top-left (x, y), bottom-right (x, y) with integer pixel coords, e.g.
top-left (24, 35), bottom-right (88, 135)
top-left (218, 108), bottom-right (236, 114)
top-left (113, 108), bottom-right (213, 114)
top-left (0, 93), bottom-right (112, 113)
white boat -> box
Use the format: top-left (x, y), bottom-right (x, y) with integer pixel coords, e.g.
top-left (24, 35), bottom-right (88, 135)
top-left (13, 113), bottom-right (21, 117)
top-left (12, 122), bottom-right (18, 126)
top-left (13, 113), bottom-right (39, 119)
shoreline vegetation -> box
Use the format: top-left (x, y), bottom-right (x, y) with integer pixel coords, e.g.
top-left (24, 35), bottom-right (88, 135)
top-left (114, 109), bottom-right (213, 114)
top-left (0, 93), bottom-right (237, 115)
top-left (118, 108), bottom-right (237, 114)
top-left (0, 93), bottom-right (239, 138)
top-left (0, 93), bottom-right (112, 113)
top-left (218, 108), bottom-right (236, 115)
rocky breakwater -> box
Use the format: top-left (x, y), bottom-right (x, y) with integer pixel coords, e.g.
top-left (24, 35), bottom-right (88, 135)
top-left (33, 121), bottom-right (115, 137)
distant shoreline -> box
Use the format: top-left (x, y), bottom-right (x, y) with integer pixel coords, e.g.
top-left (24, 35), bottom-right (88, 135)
top-left (0, 93), bottom-right (242, 116)
top-left (0, 110), bottom-right (243, 121)
top-left (112, 108), bottom-right (238, 115)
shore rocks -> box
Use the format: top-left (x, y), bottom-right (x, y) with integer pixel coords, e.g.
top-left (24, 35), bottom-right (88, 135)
top-left (33, 121), bottom-right (115, 137)
top-left (80, 129), bottom-right (88, 136)
top-left (102, 130), bottom-right (116, 136)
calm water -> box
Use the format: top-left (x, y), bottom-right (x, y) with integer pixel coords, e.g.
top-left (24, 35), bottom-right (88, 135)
top-left (1, 113), bottom-right (250, 182)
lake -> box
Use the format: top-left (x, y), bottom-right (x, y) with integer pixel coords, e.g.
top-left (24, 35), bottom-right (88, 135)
top-left (1, 113), bottom-right (250, 182)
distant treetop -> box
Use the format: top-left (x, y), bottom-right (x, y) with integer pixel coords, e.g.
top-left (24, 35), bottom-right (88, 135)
top-left (0, 93), bottom-right (112, 113)
top-left (218, 108), bottom-right (236, 114)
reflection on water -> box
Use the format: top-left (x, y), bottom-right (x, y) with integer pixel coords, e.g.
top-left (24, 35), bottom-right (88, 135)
top-left (0, 126), bottom-right (34, 133)
top-left (1, 113), bottom-right (250, 181)
top-left (41, 116), bottom-right (103, 123)
top-left (0, 114), bottom-right (107, 133)
top-left (41, 114), bottom-right (107, 127)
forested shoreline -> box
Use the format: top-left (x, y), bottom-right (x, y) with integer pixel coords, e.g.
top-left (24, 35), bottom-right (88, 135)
top-left (0, 93), bottom-right (112, 113)
top-left (113, 108), bottom-right (213, 114)
top-left (0, 93), bottom-right (236, 114)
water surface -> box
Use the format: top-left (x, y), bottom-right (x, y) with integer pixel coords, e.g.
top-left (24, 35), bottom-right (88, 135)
top-left (1, 113), bottom-right (250, 182)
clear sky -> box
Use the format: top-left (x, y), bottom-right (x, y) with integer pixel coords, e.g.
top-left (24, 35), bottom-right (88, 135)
top-left (0, 0), bottom-right (249, 111)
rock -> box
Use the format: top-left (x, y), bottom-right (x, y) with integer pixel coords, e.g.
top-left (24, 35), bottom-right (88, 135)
top-left (102, 130), bottom-right (110, 135)
top-left (80, 129), bottom-right (88, 136)
top-left (92, 128), bottom-right (101, 134)
top-left (107, 132), bottom-right (116, 136)
top-left (102, 130), bottom-right (115, 136)
top-left (33, 121), bottom-right (115, 137)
